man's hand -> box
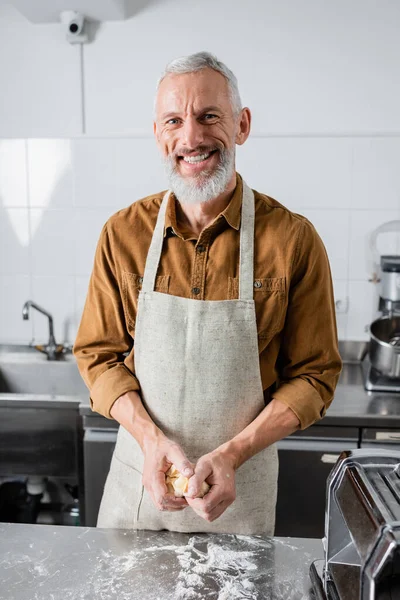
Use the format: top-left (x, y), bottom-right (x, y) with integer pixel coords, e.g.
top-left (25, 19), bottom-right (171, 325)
top-left (142, 434), bottom-right (195, 512)
top-left (185, 449), bottom-right (236, 522)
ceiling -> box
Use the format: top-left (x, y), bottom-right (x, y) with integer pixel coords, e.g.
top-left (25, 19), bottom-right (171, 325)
top-left (5, 0), bottom-right (157, 23)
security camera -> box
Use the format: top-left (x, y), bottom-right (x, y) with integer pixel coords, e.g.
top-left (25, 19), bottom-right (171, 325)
top-left (67, 13), bottom-right (84, 35)
top-left (60, 11), bottom-right (88, 44)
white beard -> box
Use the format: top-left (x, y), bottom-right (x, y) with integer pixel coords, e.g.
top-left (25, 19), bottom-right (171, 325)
top-left (163, 146), bottom-right (236, 205)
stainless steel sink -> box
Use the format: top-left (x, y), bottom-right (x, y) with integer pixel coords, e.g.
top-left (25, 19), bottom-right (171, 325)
top-left (0, 345), bottom-right (88, 479)
top-left (0, 345), bottom-right (87, 396)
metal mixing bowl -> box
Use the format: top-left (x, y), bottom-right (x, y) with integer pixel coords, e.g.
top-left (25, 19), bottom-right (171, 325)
top-left (370, 315), bottom-right (400, 378)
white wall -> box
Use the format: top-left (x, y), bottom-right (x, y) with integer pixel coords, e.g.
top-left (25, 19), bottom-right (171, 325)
top-left (1, 0), bottom-right (400, 344)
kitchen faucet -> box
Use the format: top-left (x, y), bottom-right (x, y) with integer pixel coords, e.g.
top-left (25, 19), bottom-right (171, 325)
top-left (22, 300), bottom-right (67, 360)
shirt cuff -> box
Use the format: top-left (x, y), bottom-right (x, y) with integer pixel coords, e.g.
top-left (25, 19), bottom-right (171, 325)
top-left (90, 364), bottom-right (140, 419)
top-left (273, 378), bottom-right (327, 430)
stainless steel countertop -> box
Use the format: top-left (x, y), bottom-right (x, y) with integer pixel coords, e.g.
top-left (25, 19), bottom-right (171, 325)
top-left (319, 362), bottom-right (400, 428)
top-left (0, 393), bottom-right (83, 410)
top-left (0, 523), bottom-right (322, 599)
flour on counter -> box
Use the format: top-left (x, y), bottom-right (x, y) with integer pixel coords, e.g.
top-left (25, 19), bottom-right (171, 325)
top-left (72, 536), bottom-right (263, 600)
top-left (33, 563), bottom-right (49, 577)
top-left (173, 537), bottom-right (259, 599)
top-left (3, 534), bottom-right (308, 600)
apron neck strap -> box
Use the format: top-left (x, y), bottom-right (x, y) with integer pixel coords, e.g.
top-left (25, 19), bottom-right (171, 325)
top-left (239, 181), bottom-right (256, 301)
top-left (141, 192), bottom-right (170, 294)
top-left (141, 181), bottom-right (256, 301)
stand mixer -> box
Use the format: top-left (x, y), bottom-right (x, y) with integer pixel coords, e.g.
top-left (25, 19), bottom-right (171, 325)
top-left (362, 221), bottom-right (400, 392)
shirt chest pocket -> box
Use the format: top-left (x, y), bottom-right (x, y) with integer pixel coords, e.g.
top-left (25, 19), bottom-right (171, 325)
top-left (228, 276), bottom-right (287, 341)
top-left (122, 272), bottom-right (170, 332)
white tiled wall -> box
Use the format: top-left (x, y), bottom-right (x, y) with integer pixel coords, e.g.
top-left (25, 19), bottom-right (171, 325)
top-left (0, 138), bottom-right (168, 344)
top-left (240, 137), bottom-right (400, 341)
top-left (1, 136), bottom-right (400, 344)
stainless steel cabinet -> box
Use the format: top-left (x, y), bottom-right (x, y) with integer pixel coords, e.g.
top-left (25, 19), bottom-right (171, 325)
top-left (0, 406), bottom-right (80, 478)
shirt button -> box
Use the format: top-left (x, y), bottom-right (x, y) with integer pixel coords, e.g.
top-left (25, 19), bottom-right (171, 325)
top-left (192, 287), bottom-right (201, 295)
top-left (197, 245), bottom-right (206, 253)
top-left (254, 280), bottom-right (262, 289)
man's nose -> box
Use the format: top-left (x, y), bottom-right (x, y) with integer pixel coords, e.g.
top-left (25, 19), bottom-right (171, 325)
top-left (181, 117), bottom-right (204, 150)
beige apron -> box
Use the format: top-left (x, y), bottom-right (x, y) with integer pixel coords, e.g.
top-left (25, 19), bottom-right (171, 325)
top-left (97, 181), bottom-right (278, 535)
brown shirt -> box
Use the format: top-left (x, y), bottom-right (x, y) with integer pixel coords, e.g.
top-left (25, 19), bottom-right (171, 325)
top-left (74, 174), bottom-right (342, 429)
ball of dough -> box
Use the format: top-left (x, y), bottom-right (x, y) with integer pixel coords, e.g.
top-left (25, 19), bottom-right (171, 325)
top-left (165, 465), bottom-right (210, 498)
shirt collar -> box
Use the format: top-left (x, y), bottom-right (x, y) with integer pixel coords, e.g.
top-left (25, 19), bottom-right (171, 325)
top-left (220, 173), bottom-right (242, 231)
top-left (164, 172), bottom-right (243, 238)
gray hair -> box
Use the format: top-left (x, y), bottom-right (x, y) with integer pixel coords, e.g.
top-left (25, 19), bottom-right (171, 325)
top-left (155, 51), bottom-right (242, 116)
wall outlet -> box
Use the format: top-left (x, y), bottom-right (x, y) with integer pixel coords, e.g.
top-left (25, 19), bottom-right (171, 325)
top-left (335, 296), bottom-right (349, 314)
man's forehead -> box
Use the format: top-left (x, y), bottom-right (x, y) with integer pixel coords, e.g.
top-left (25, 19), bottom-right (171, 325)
top-left (156, 69), bottom-right (231, 115)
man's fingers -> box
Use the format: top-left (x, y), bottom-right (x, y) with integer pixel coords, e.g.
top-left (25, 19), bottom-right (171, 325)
top-left (196, 482), bottom-right (219, 505)
top-left (157, 502), bottom-right (187, 512)
top-left (186, 497), bottom-right (229, 522)
top-left (151, 470), bottom-right (188, 510)
top-left (162, 495), bottom-right (188, 507)
top-left (168, 448), bottom-right (194, 478)
top-left (185, 496), bottom-right (205, 511)
top-left (205, 500), bottom-right (230, 522)
top-left (187, 462), bottom-right (212, 497)
top-left (142, 437), bottom-right (199, 513)
top-left (153, 491), bottom-right (188, 511)
top-left (185, 485), bottom-right (220, 513)
top-left (152, 470), bottom-right (169, 500)
top-left (156, 505), bottom-right (187, 512)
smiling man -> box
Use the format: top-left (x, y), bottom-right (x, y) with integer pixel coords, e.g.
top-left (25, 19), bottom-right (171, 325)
top-left (74, 52), bottom-right (342, 534)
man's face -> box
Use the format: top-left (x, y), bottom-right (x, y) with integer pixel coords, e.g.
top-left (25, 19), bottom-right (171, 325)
top-left (154, 68), bottom-right (247, 203)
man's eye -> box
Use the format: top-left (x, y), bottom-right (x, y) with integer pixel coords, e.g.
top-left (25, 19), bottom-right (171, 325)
top-left (203, 114), bottom-right (218, 120)
top-left (167, 118), bottom-right (179, 125)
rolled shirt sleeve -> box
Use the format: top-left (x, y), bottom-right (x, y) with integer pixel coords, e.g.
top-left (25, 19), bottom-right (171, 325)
top-left (73, 224), bottom-right (139, 418)
top-left (273, 218), bottom-right (342, 429)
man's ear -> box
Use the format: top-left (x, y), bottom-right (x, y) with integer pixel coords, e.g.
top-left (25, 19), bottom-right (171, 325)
top-left (153, 121), bottom-right (160, 148)
top-left (235, 107), bottom-right (251, 146)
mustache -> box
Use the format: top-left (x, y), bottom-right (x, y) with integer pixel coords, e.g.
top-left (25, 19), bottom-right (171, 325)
top-left (173, 145), bottom-right (221, 158)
